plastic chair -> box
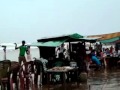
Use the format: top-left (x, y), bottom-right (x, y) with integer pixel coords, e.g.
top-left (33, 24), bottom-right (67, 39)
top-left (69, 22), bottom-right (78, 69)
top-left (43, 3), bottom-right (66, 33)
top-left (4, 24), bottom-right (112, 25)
top-left (10, 61), bottom-right (20, 90)
top-left (0, 60), bottom-right (11, 90)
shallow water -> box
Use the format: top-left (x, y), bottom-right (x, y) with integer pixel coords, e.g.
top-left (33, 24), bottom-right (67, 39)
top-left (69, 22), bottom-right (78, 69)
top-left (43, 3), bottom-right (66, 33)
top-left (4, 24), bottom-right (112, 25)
top-left (0, 48), bottom-right (40, 61)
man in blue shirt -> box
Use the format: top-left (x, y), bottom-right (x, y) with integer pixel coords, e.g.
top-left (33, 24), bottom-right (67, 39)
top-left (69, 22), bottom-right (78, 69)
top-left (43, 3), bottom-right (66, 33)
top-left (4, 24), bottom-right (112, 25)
top-left (91, 50), bottom-right (101, 70)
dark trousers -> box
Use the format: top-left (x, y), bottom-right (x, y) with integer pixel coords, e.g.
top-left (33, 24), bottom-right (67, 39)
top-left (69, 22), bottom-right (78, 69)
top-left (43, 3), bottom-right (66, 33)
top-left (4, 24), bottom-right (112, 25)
top-left (18, 56), bottom-right (26, 65)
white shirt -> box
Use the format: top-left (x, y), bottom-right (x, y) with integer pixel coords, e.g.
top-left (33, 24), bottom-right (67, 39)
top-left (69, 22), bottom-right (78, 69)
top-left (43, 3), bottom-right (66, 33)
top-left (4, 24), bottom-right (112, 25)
top-left (56, 50), bottom-right (60, 58)
top-left (26, 48), bottom-right (32, 62)
top-left (59, 47), bottom-right (64, 53)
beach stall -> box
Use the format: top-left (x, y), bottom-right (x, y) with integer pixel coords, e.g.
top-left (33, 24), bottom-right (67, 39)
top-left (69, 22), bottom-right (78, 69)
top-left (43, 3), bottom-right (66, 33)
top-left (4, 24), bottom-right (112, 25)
top-left (99, 36), bottom-right (120, 69)
top-left (31, 35), bottom-right (83, 60)
top-left (31, 33), bottom-right (86, 66)
top-left (30, 33), bottom-right (98, 88)
top-left (30, 33), bottom-right (91, 86)
top-left (31, 33), bottom-right (97, 60)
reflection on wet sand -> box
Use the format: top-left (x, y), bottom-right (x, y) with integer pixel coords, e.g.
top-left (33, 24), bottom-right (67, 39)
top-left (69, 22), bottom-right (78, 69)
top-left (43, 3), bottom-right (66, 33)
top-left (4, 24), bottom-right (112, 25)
top-left (88, 69), bottom-right (120, 90)
top-left (33, 69), bottom-right (120, 90)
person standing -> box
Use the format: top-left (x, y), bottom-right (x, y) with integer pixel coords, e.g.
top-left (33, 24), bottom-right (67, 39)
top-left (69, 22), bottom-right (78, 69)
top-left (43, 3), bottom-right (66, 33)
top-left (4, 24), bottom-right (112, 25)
top-left (91, 50), bottom-right (101, 70)
top-left (85, 50), bottom-right (91, 71)
top-left (14, 40), bottom-right (27, 65)
top-left (2, 45), bottom-right (7, 60)
top-left (56, 47), bottom-right (60, 58)
top-left (59, 44), bottom-right (65, 59)
top-left (26, 46), bottom-right (32, 62)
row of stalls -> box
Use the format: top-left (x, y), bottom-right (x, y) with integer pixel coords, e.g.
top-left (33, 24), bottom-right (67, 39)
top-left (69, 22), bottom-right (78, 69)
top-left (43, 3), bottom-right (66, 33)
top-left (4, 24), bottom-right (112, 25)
top-left (100, 36), bottom-right (120, 52)
top-left (99, 36), bottom-right (120, 69)
top-left (27, 32), bottom-right (120, 89)
top-left (0, 33), bottom-right (119, 90)
top-left (30, 33), bottom-right (97, 86)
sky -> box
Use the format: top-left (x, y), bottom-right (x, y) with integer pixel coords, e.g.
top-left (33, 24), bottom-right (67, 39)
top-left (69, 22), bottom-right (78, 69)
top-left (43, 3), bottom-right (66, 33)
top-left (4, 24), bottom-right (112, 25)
top-left (0, 0), bottom-right (120, 43)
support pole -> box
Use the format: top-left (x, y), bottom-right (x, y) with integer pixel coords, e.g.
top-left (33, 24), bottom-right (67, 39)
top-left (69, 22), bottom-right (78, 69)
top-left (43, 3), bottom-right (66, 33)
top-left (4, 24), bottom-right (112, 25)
top-left (69, 42), bottom-right (71, 60)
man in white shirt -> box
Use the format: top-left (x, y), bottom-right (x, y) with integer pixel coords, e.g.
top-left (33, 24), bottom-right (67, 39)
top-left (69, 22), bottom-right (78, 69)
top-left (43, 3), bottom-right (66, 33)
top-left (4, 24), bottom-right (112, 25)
top-left (26, 46), bottom-right (32, 62)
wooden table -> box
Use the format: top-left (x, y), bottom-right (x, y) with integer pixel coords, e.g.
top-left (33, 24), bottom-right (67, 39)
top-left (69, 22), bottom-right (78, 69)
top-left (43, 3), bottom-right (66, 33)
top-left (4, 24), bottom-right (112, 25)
top-left (105, 56), bottom-right (120, 68)
top-left (46, 66), bottom-right (78, 90)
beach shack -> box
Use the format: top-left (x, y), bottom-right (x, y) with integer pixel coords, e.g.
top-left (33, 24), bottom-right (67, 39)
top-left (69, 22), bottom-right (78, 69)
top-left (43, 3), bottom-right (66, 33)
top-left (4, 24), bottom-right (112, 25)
top-left (99, 35), bottom-right (120, 68)
top-left (30, 33), bottom-right (97, 85)
top-left (30, 33), bottom-right (86, 85)
top-left (31, 33), bottom-right (83, 59)
top-left (31, 33), bottom-right (96, 60)
top-left (87, 32), bottom-right (120, 69)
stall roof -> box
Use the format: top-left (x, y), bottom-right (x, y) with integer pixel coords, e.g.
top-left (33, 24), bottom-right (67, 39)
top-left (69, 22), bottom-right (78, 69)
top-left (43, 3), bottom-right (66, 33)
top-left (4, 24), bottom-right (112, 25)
top-left (30, 39), bottom-right (67, 47)
top-left (100, 36), bottom-right (120, 43)
top-left (37, 33), bottom-right (83, 42)
top-left (30, 33), bottom-right (98, 47)
top-left (30, 33), bottom-right (84, 47)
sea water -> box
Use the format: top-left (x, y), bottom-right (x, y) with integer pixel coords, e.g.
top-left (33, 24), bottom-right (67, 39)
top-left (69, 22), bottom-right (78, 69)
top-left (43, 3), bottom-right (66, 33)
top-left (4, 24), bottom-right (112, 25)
top-left (0, 47), bottom-right (40, 61)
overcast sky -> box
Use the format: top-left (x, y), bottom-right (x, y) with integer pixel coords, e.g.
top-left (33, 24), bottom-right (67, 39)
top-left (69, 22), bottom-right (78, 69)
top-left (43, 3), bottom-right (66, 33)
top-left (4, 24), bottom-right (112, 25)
top-left (0, 0), bottom-right (120, 43)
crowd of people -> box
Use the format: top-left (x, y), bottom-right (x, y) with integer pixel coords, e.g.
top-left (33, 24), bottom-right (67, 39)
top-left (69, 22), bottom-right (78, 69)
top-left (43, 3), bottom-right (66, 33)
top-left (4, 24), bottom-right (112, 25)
top-left (85, 44), bottom-right (120, 71)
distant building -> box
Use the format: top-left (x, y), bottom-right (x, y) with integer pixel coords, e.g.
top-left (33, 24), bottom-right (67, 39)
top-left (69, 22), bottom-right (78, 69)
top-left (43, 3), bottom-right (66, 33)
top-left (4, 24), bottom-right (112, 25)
top-left (87, 32), bottom-right (120, 41)
top-left (87, 32), bottom-right (120, 50)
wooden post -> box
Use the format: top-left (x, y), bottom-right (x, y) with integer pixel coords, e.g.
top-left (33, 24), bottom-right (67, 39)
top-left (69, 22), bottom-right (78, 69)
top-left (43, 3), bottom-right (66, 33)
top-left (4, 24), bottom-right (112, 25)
top-left (69, 42), bottom-right (71, 60)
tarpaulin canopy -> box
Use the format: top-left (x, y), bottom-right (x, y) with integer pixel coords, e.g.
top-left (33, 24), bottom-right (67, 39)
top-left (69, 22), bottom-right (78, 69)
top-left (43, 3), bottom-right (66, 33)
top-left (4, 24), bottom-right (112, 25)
top-left (100, 36), bottom-right (120, 43)
top-left (37, 33), bottom-right (83, 42)
top-left (30, 33), bottom-right (84, 47)
top-left (30, 39), bottom-right (67, 47)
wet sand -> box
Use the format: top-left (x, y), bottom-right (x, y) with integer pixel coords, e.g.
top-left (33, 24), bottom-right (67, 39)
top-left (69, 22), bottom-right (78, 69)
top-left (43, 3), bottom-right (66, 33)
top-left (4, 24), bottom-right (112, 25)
top-left (88, 69), bottom-right (120, 90)
top-left (28, 69), bottom-right (120, 90)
